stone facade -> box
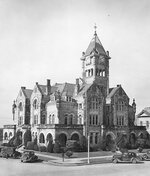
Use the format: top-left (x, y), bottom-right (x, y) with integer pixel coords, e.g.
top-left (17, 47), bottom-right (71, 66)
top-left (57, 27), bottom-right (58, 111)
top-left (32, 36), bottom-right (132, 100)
top-left (3, 29), bottom-right (148, 150)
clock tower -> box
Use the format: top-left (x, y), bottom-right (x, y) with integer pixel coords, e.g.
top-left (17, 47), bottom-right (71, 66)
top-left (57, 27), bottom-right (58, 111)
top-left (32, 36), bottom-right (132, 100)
top-left (81, 26), bottom-right (111, 96)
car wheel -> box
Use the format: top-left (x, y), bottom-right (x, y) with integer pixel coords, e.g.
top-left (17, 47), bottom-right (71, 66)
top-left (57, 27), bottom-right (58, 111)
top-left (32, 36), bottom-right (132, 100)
top-left (143, 155), bottom-right (148, 160)
top-left (132, 158), bottom-right (137, 164)
top-left (113, 158), bottom-right (118, 163)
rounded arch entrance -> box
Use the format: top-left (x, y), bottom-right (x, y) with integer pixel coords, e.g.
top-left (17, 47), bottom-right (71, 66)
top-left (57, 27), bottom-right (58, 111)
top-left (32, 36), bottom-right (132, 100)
top-left (105, 132), bottom-right (116, 151)
top-left (71, 133), bottom-right (80, 141)
top-left (58, 133), bottom-right (67, 147)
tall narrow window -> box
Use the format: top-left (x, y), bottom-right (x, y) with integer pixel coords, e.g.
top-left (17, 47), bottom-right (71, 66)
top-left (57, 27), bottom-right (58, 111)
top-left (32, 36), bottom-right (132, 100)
top-left (95, 133), bottom-right (98, 144)
top-left (90, 133), bottom-right (93, 144)
top-left (52, 114), bottom-right (55, 124)
top-left (64, 114), bottom-right (68, 125)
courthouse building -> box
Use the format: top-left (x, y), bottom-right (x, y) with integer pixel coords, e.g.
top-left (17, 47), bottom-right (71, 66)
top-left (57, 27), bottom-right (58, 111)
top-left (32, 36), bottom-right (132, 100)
top-left (3, 28), bottom-right (148, 150)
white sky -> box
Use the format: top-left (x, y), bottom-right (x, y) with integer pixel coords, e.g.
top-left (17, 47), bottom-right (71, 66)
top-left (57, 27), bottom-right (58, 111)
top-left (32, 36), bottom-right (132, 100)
top-left (0, 0), bottom-right (150, 127)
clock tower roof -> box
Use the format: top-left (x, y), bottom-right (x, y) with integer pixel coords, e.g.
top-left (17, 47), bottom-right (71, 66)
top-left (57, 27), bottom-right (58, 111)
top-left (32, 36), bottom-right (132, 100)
top-left (85, 32), bottom-right (106, 56)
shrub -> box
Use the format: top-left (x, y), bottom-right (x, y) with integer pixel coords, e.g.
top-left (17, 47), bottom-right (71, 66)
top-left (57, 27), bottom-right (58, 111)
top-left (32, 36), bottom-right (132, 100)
top-left (53, 141), bottom-right (61, 153)
top-left (80, 136), bottom-right (87, 152)
top-left (26, 141), bottom-right (34, 150)
top-left (13, 130), bottom-right (22, 147)
top-left (65, 150), bottom-right (73, 158)
top-left (33, 144), bottom-right (39, 151)
top-left (66, 140), bottom-right (82, 152)
top-left (23, 130), bottom-right (32, 147)
top-left (39, 145), bottom-right (47, 152)
top-left (46, 141), bottom-right (53, 153)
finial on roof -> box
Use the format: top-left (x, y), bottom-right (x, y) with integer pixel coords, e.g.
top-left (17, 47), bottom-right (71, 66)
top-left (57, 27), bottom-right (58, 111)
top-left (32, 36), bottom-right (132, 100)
top-left (94, 23), bottom-right (97, 36)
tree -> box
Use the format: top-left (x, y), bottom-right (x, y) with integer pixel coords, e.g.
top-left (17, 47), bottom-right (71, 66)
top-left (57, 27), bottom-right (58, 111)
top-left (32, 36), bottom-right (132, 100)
top-left (53, 141), bottom-right (61, 153)
top-left (13, 130), bottom-right (22, 147)
top-left (23, 129), bottom-right (32, 147)
top-left (46, 140), bottom-right (53, 153)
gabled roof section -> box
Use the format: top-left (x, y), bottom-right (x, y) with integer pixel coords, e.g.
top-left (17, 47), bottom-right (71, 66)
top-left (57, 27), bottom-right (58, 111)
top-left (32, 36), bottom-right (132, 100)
top-left (38, 85), bottom-right (47, 95)
top-left (85, 32), bottom-right (106, 56)
top-left (51, 83), bottom-right (76, 97)
top-left (75, 83), bottom-right (92, 98)
top-left (107, 87), bottom-right (120, 99)
top-left (137, 107), bottom-right (150, 117)
top-left (23, 89), bottom-right (33, 99)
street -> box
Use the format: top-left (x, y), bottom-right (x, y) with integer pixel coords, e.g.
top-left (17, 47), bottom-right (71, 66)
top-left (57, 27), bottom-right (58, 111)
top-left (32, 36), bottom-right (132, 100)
top-left (0, 157), bottom-right (149, 176)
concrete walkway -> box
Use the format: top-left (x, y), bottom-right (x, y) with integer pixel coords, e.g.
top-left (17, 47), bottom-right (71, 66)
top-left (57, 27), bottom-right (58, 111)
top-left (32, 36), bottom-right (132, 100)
top-left (35, 152), bottom-right (113, 166)
top-left (16, 146), bottom-right (113, 166)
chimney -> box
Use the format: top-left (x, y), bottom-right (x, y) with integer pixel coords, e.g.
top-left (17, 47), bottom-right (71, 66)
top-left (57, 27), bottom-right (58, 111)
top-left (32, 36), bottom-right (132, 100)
top-left (21, 87), bottom-right (26, 89)
top-left (47, 79), bottom-right (51, 95)
top-left (117, 84), bottom-right (121, 87)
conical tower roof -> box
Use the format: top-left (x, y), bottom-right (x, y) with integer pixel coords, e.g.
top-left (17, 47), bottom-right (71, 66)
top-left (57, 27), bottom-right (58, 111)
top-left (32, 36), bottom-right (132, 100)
top-left (85, 30), bottom-right (106, 56)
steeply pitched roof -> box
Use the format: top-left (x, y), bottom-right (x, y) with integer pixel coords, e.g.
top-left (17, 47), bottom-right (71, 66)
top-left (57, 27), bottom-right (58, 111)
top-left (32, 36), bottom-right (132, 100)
top-left (21, 87), bottom-right (33, 99)
top-left (51, 83), bottom-right (76, 97)
top-left (38, 85), bottom-right (47, 95)
top-left (75, 84), bottom-right (92, 98)
top-left (23, 89), bottom-right (33, 99)
top-left (137, 107), bottom-right (150, 117)
top-left (107, 87), bottom-right (120, 99)
top-left (85, 33), bottom-right (106, 56)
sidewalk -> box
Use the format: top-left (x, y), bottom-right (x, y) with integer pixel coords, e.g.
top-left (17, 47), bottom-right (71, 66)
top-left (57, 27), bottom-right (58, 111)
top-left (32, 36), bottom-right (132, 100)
top-left (35, 152), bottom-right (113, 166)
top-left (17, 146), bottom-right (113, 166)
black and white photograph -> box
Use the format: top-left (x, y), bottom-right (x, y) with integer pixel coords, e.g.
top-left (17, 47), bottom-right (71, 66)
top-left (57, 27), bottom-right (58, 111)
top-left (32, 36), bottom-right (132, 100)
top-left (0, 0), bottom-right (150, 175)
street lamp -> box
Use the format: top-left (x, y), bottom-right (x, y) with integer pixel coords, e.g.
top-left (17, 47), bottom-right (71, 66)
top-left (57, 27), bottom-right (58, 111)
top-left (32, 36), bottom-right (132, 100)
top-left (87, 134), bottom-right (90, 164)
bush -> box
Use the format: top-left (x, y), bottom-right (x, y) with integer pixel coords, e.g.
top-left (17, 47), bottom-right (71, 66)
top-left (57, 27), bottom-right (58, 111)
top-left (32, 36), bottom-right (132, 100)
top-left (33, 144), bottom-right (39, 151)
top-left (66, 140), bottom-right (82, 152)
top-left (39, 145), bottom-right (47, 152)
top-left (65, 150), bottom-right (73, 158)
top-left (13, 130), bottom-right (22, 147)
top-left (26, 141), bottom-right (34, 150)
top-left (46, 141), bottom-right (53, 153)
top-left (23, 130), bottom-right (32, 147)
top-left (53, 141), bottom-right (61, 153)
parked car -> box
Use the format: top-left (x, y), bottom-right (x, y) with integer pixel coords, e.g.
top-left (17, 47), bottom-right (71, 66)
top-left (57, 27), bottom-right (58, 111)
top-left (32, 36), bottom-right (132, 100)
top-left (139, 150), bottom-right (150, 160)
top-left (0, 146), bottom-right (21, 159)
top-left (21, 150), bottom-right (38, 163)
top-left (112, 152), bottom-right (140, 164)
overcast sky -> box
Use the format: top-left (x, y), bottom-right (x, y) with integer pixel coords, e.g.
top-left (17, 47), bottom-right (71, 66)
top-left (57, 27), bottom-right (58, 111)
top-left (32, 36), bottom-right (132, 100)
top-left (0, 0), bottom-right (150, 127)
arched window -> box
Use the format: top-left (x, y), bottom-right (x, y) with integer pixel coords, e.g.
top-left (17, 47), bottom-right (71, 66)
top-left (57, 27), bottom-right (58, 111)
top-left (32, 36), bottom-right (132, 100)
top-left (33, 99), bottom-right (38, 109)
top-left (52, 114), bottom-right (55, 124)
top-left (18, 102), bottom-right (23, 111)
top-left (39, 133), bottom-right (45, 143)
top-left (9, 132), bottom-right (12, 138)
top-left (4, 132), bottom-right (8, 140)
top-left (48, 115), bottom-right (52, 124)
top-left (64, 114), bottom-right (68, 125)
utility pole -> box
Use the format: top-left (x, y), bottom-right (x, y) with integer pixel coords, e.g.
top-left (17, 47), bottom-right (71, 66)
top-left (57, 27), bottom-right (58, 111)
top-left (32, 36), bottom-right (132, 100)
top-left (87, 134), bottom-right (90, 164)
